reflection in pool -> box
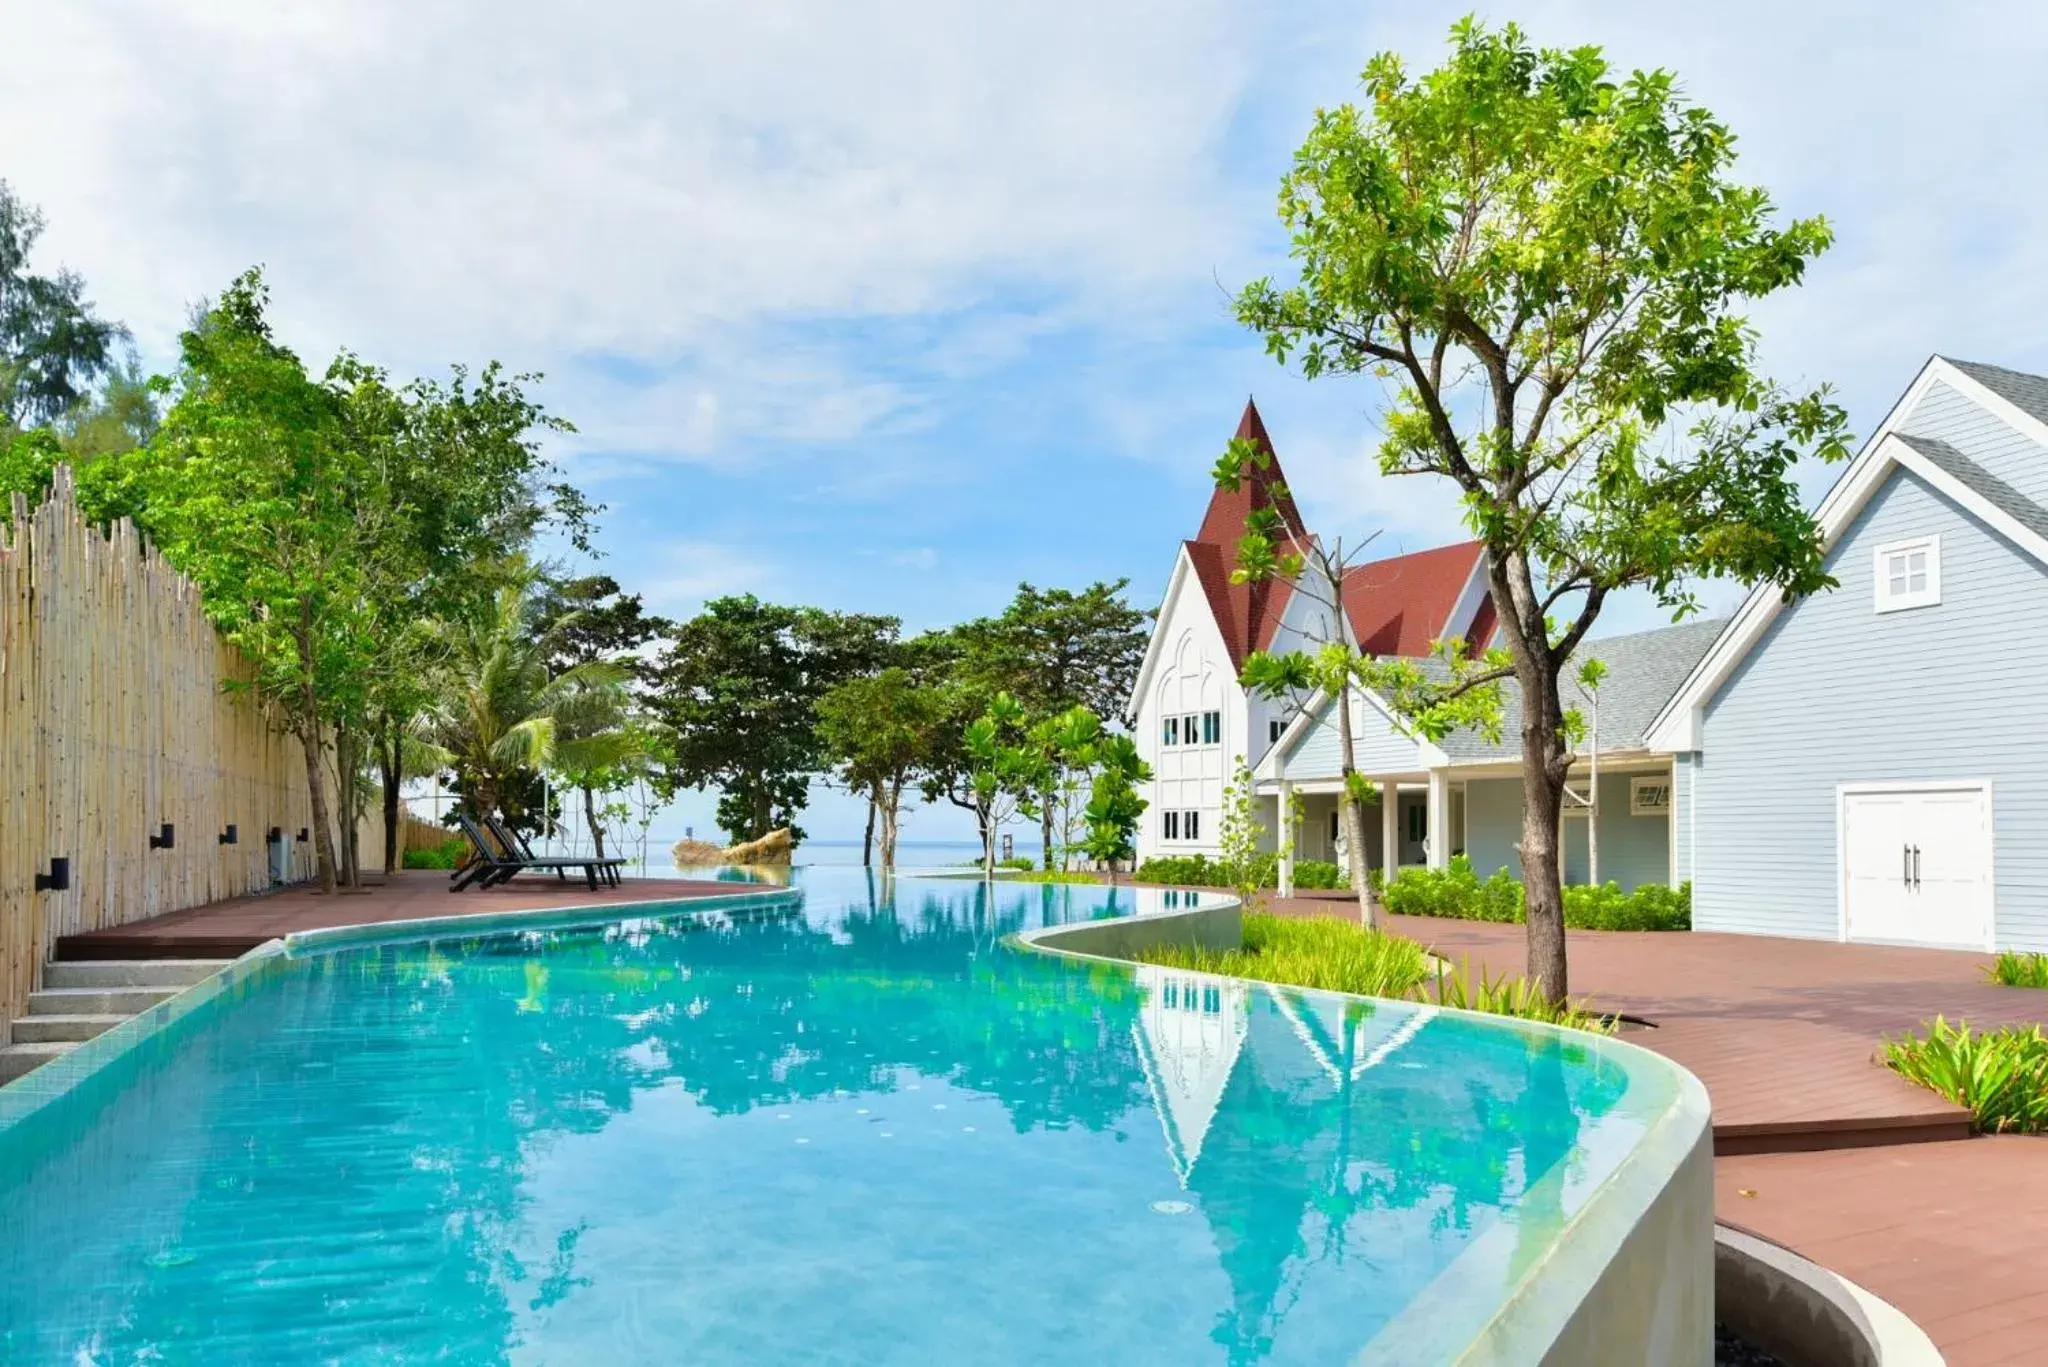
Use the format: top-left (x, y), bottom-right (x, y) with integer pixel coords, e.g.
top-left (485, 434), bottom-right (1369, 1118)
top-left (0, 869), bottom-right (1676, 1365)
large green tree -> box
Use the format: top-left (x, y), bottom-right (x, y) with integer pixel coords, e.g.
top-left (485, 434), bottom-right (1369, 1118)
top-left (654, 596), bottom-right (898, 844)
top-left (1235, 20), bottom-right (1849, 1000)
top-left (0, 181), bottom-right (127, 428)
top-left (815, 666), bottom-right (950, 870)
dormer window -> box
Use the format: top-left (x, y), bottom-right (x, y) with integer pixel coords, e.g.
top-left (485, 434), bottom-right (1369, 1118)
top-left (1874, 535), bottom-right (1940, 613)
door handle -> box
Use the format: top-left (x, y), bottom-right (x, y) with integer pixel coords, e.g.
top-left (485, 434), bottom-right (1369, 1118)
top-left (1903, 844), bottom-right (1911, 888)
top-left (1912, 845), bottom-right (1922, 890)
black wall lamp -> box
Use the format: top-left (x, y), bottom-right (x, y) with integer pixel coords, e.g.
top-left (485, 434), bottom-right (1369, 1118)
top-left (219, 824), bottom-right (239, 846)
top-left (149, 823), bottom-right (175, 851)
top-left (268, 826), bottom-right (282, 843)
top-left (297, 828), bottom-right (309, 842)
top-left (35, 857), bottom-right (70, 893)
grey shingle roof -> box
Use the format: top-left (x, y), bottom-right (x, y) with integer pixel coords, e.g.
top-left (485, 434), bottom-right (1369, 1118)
top-left (1893, 431), bottom-right (2048, 543)
top-left (1432, 617), bottom-right (1726, 762)
top-left (1944, 358), bottom-right (2048, 428)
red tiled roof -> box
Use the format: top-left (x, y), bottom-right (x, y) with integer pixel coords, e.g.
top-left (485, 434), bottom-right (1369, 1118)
top-left (1341, 540), bottom-right (1487, 658)
top-left (1188, 399), bottom-right (1306, 668)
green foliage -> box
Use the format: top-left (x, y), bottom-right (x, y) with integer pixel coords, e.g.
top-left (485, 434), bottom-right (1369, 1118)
top-left (1381, 857), bottom-right (1691, 931)
top-left (1134, 914), bottom-right (1431, 1000)
top-left (1132, 851), bottom-right (1347, 892)
top-left (1885, 1018), bottom-right (2048, 1134)
top-left (1427, 959), bottom-right (1615, 1035)
top-left (0, 181), bottom-right (128, 426)
top-left (816, 664), bottom-right (952, 868)
top-left (1988, 951), bottom-right (2048, 989)
top-left (1216, 760), bottom-right (1267, 906)
top-left (402, 836), bottom-right (470, 871)
top-left (1292, 859), bottom-right (1346, 890)
top-left (1130, 915), bottom-right (1611, 1033)
top-left (1236, 17), bottom-right (1850, 1001)
top-left (999, 856), bottom-right (1035, 871)
top-left (947, 579), bottom-right (1152, 722)
top-left (1079, 732), bottom-right (1151, 872)
top-left (654, 594), bottom-right (899, 844)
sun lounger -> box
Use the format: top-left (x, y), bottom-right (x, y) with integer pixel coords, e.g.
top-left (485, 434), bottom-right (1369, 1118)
top-left (448, 813), bottom-right (625, 891)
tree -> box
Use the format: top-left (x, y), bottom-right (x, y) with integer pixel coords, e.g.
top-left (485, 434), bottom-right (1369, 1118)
top-left (135, 269), bottom-right (376, 893)
top-left (0, 181), bottom-right (128, 428)
top-left (1223, 440), bottom-right (1503, 929)
top-left (1019, 705), bottom-right (1104, 871)
top-left (421, 564), bottom-right (639, 831)
top-left (962, 692), bottom-right (1044, 879)
top-left (951, 581), bottom-right (1150, 867)
top-left (1234, 19), bottom-right (1849, 1001)
top-left (816, 666), bottom-right (950, 870)
top-left (654, 596), bottom-right (898, 844)
top-left (1080, 734), bottom-right (1151, 877)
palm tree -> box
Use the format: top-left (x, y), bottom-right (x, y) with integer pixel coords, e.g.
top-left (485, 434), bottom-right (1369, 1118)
top-left (422, 565), bottom-right (643, 837)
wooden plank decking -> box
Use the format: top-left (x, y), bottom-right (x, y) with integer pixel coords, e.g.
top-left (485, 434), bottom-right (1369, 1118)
top-left (56, 869), bottom-right (781, 959)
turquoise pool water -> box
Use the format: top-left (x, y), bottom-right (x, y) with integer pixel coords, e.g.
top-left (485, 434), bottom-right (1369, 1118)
top-left (0, 871), bottom-right (1678, 1365)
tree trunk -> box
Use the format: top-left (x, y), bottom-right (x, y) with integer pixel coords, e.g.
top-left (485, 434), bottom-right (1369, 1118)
top-left (335, 727), bottom-right (360, 888)
top-left (880, 780), bottom-right (902, 870)
top-left (1040, 789), bottom-right (1055, 874)
top-left (582, 784), bottom-right (607, 859)
top-left (379, 715), bottom-right (401, 876)
top-left (753, 785), bottom-right (771, 842)
top-left (299, 724), bottom-right (339, 895)
top-left (980, 800), bottom-right (996, 880)
top-left (862, 792), bottom-right (876, 867)
top-left (1502, 634), bottom-right (1573, 1005)
top-left (1333, 681), bottom-right (1377, 930)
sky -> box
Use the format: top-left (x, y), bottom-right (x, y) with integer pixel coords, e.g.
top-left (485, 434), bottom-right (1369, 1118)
top-left (6, 1), bottom-right (2047, 845)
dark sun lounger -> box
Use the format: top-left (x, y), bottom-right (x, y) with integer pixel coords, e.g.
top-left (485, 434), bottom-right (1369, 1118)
top-left (448, 813), bottom-right (626, 891)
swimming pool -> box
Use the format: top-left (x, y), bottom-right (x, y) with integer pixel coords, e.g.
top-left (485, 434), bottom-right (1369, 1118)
top-left (0, 870), bottom-right (1708, 1364)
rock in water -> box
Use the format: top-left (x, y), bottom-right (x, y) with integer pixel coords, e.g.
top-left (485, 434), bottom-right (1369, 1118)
top-left (721, 828), bottom-right (793, 864)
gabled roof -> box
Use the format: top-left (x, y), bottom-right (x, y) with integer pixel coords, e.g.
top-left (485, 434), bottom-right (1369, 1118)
top-left (1342, 540), bottom-right (1489, 657)
top-left (1946, 359), bottom-right (2048, 428)
top-left (1185, 398), bottom-right (1307, 670)
top-left (1645, 355), bottom-right (2048, 751)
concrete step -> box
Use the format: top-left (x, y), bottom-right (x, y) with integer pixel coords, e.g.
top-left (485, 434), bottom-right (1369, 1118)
top-left (9, 1013), bottom-right (130, 1044)
top-left (26, 986), bottom-right (179, 1016)
top-left (0, 1040), bottom-right (77, 1084)
top-left (42, 959), bottom-right (229, 990)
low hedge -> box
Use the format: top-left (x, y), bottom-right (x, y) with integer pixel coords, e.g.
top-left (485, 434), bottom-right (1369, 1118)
top-left (1132, 853), bottom-right (1348, 892)
top-left (1381, 857), bottom-right (1691, 931)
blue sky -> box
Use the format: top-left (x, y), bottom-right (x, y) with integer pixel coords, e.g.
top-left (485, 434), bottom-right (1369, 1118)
top-left (7, 0), bottom-right (2047, 844)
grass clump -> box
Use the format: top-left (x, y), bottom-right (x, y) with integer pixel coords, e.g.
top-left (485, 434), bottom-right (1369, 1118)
top-left (1885, 1017), bottom-right (2048, 1133)
top-left (1136, 913), bottom-right (1431, 999)
top-left (1131, 913), bottom-right (1613, 1034)
top-left (1988, 951), bottom-right (2048, 989)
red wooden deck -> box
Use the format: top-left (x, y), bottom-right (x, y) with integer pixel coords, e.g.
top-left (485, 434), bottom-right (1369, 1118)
top-left (56, 869), bottom-right (781, 959)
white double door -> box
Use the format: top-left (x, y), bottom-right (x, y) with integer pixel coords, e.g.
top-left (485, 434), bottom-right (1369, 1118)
top-left (1841, 783), bottom-right (1993, 949)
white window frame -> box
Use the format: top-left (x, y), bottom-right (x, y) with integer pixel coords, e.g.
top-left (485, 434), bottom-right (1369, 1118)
top-left (1630, 776), bottom-right (1672, 817)
top-left (1873, 534), bottom-right (1941, 614)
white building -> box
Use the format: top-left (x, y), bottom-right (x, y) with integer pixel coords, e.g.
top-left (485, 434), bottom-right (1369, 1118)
top-left (1128, 400), bottom-right (1495, 865)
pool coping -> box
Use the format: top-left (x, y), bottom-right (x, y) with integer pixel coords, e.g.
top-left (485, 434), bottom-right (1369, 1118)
top-left (0, 887), bottom-right (805, 1135)
top-left (1015, 893), bottom-right (1717, 1366)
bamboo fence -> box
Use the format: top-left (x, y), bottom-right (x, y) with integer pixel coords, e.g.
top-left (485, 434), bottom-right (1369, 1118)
top-left (1, 469), bottom-right (316, 1042)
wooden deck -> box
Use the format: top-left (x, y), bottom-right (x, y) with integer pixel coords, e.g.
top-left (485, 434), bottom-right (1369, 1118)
top-left (56, 869), bottom-right (780, 959)
top-left (1267, 891), bottom-right (2048, 1367)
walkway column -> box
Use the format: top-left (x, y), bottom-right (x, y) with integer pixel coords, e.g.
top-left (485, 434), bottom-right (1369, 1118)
top-left (1381, 779), bottom-right (1400, 888)
top-left (1276, 780), bottom-right (1295, 898)
top-left (1427, 770), bottom-right (1450, 870)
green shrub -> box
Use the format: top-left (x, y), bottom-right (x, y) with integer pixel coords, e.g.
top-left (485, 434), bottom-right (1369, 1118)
top-left (1292, 859), bottom-right (1347, 890)
top-left (1380, 857), bottom-right (1690, 930)
top-left (1885, 1017), bottom-right (2048, 1133)
top-left (1989, 951), bottom-right (2048, 989)
top-left (403, 836), bottom-right (469, 871)
top-left (1000, 856), bottom-right (1035, 871)
top-left (1129, 915), bottom-right (1612, 1033)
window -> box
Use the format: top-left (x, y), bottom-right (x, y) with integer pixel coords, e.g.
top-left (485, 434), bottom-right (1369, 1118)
top-left (1329, 810), bottom-right (1340, 844)
top-left (1874, 535), bottom-right (1940, 613)
top-left (1631, 776), bottom-right (1672, 817)
top-left (1183, 810), bottom-right (1201, 842)
top-left (1182, 713), bottom-right (1200, 747)
top-left (1202, 710), bottom-right (1221, 745)
top-left (1268, 718), bottom-right (1284, 744)
top-left (1406, 803), bottom-right (1427, 843)
top-left (1163, 716), bottom-right (1178, 746)
top-left (1163, 810), bottom-right (1179, 840)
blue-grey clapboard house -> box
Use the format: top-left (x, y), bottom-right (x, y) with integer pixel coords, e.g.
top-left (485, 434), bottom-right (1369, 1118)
top-left (1646, 356), bottom-right (2048, 953)
top-left (1253, 619), bottom-right (1723, 896)
top-left (1255, 356), bottom-right (2048, 955)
